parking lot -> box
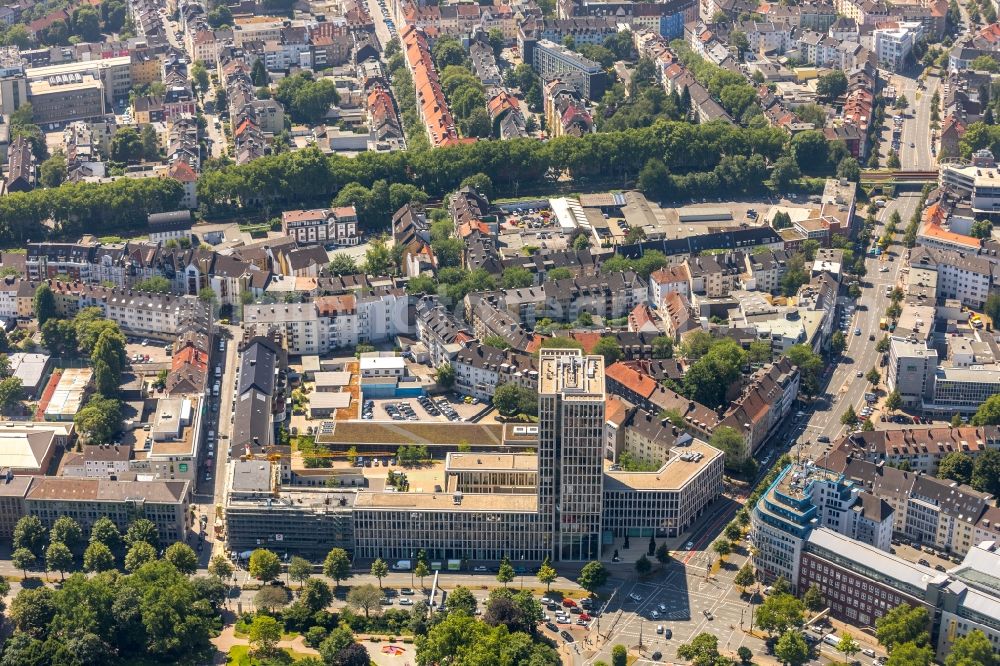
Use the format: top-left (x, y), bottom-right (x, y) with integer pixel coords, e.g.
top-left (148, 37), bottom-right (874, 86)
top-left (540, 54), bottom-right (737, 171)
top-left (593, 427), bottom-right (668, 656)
top-left (126, 338), bottom-right (171, 367)
top-left (363, 393), bottom-right (487, 423)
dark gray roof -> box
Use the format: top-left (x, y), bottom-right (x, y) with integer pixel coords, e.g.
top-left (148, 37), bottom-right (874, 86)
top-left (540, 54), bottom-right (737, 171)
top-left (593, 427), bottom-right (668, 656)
top-left (231, 387), bottom-right (273, 452)
top-left (148, 210), bottom-right (193, 230)
top-left (239, 340), bottom-right (276, 397)
top-left (854, 492), bottom-right (893, 522)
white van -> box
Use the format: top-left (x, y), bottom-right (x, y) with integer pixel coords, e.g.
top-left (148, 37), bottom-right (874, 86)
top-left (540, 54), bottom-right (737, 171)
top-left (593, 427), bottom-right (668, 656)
top-left (823, 633), bottom-right (840, 647)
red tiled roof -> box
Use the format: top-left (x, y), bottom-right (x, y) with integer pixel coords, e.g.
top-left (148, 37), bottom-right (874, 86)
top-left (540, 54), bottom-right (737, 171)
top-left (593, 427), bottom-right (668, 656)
top-left (605, 362), bottom-right (657, 398)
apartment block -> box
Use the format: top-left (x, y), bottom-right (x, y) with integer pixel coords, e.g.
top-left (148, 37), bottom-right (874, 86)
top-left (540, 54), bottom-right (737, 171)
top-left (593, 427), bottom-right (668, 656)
top-left (281, 206), bottom-right (360, 246)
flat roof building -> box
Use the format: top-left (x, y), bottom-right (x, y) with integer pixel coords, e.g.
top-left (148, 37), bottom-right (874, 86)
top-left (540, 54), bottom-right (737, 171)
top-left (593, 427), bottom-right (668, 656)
top-left (44, 368), bottom-right (92, 422)
top-left (532, 39), bottom-right (608, 100)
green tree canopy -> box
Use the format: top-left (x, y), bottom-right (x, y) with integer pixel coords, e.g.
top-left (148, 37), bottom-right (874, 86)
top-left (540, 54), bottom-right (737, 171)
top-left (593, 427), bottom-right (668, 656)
top-left (875, 604), bottom-right (930, 651)
top-left (248, 548), bottom-right (282, 582)
top-left (938, 451), bottom-right (974, 486)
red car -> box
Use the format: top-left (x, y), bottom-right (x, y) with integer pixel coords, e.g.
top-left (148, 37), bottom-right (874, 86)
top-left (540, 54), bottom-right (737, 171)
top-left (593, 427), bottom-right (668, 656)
top-left (562, 598), bottom-right (577, 607)
top-left (579, 613), bottom-right (591, 621)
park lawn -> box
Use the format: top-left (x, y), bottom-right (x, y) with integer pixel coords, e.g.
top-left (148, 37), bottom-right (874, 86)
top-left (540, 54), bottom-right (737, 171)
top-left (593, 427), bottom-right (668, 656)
top-left (227, 645), bottom-right (313, 665)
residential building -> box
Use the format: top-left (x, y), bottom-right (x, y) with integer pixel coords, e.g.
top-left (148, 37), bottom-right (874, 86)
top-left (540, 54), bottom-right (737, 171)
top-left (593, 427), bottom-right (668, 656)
top-left (281, 207), bottom-right (360, 246)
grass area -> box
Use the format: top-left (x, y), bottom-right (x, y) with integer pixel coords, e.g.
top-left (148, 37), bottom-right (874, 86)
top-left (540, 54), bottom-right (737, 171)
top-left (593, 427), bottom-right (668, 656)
top-left (227, 646), bottom-right (313, 665)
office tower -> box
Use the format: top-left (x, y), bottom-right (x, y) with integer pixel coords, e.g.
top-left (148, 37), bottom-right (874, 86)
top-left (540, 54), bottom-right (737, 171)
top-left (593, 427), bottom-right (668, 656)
top-left (538, 349), bottom-right (605, 561)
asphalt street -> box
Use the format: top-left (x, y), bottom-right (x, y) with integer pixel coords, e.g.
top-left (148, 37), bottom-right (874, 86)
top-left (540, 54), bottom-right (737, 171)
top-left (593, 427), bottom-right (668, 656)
top-left (797, 193), bottom-right (915, 462)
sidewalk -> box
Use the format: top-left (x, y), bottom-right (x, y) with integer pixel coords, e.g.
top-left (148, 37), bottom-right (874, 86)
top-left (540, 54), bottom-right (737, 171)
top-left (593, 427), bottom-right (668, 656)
top-left (211, 624), bottom-right (319, 656)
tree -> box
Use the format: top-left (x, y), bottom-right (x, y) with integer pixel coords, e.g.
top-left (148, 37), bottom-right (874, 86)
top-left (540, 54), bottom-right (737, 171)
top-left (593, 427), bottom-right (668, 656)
top-left (74, 396), bottom-right (122, 444)
top-left (275, 72), bottom-right (341, 124)
top-left (347, 583), bottom-right (383, 618)
top-left (414, 559), bottom-right (431, 590)
top-left (301, 578), bottom-right (333, 613)
top-left (435, 362), bottom-right (456, 389)
top-left (830, 330), bottom-right (846, 355)
top-left (971, 219), bottom-right (993, 239)
top-left (709, 426), bottom-right (745, 464)
top-left (886, 149), bottom-right (901, 169)
top-left (133, 276), bottom-right (171, 294)
top-left (875, 604), bottom-right (930, 651)
top-left (837, 156), bottom-right (861, 182)
top-left (124, 541), bottom-right (156, 572)
top-left (288, 555), bottom-right (313, 588)
top-left (328, 254), bottom-right (358, 276)
top-left (50, 516), bottom-right (83, 553)
top-left (712, 538), bottom-right (732, 557)
top-left (0, 376), bottom-right (22, 413)
top-left (591, 337), bottom-right (624, 365)
top-left (40, 151), bottom-right (68, 188)
top-left (110, 127), bottom-right (143, 163)
top-left (885, 641), bottom-right (933, 666)
top-left (945, 629), bottom-right (996, 666)
top-left (255, 585), bottom-right (290, 612)
top-left (125, 517), bottom-right (159, 550)
top-left (319, 625), bottom-right (359, 663)
top-left (577, 560), bottom-right (608, 593)
top-left (33, 284), bottom-right (56, 325)
top-left (876, 335), bottom-right (891, 353)
top-left (885, 390), bottom-right (902, 413)
top-left (83, 541), bottom-right (116, 573)
top-left (612, 644), bottom-right (628, 666)
top-left (677, 632), bottom-right (722, 666)
top-left (652, 335), bottom-right (673, 359)
top-left (249, 548), bottom-right (282, 583)
top-left (323, 547), bottom-right (352, 590)
top-left (164, 542), bottom-right (198, 575)
top-left (972, 394), bottom-right (1000, 425)
top-left (938, 451), bottom-right (974, 485)
top-left (140, 124), bottom-right (160, 160)
top-left (493, 382), bottom-right (525, 416)
top-left (841, 404), bottom-right (858, 426)
top-left (13, 516), bottom-right (46, 557)
top-left (803, 583), bottom-right (824, 612)
top-left (971, 449), bottom-right (1000, 495)
top-left (775, 630), bottom-right (810, 666)
top-left (816, 71), bottom-right (848, 99)
top-left (655, 543), bottom-right (671, 564)
top-left (734, 563), bottom-right (755, 592)
top-left (191, 60), bottom-right (210, 92)
top-left (248, 614), bottom-right (282, 657)
top-left (737, 646), bottom-right (753, 665)
top-left (12, 547), bottom-right (35, 578)
top-left (756, 593), bottom-right (805, 635)
top-left (536, 556), bottom-right (557, 590)
top-left (41, 319), bottom-right (78, 357)
top-left (446, 585), bottom-right (478, 615)
top-left (771, 155), bottom-right (802, 192)
top-left (209, 554), bottom-right (234, 579)
top-left (45, 541), bottom-right (72, 580)
top-left (866, 368), bottom-right (881, 386)
top-left (971, 55), bottom-right (1000, 72)
top-left (838, 632), bottom-right (861, 659)
top-left (501, 266), bottom-right (534, 289)
top-left (91, 327), bottom-right (125, 397)
top-left (370, 557), bottom-right (389, 589)
top-left (635, 554), bottom-right (652, 576)
top-left (497, 556), bottom-right (515, 587)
